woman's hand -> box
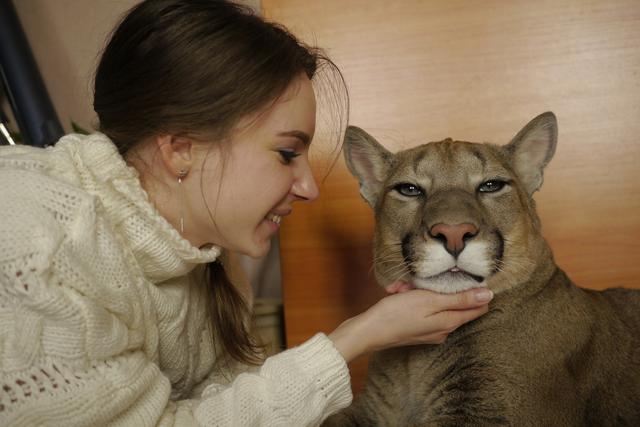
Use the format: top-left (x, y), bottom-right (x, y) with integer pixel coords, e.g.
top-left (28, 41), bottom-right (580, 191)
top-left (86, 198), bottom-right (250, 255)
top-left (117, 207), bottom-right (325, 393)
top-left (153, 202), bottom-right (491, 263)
top-left (328, 283), bottom-right (493, 363)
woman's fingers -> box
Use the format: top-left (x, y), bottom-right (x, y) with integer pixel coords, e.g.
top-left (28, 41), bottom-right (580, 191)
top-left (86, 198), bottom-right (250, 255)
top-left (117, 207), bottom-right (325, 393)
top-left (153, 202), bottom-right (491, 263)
top-left (409, 305), bottom-right (489, 345)
top-left (418, 287), bottom-right (494, 311)
top-left (430, 304), bottom-right (490, 333)
top-left (385, 285), bottom-right (493, 307)
top-left (410, 332), bottom-right (448, 345)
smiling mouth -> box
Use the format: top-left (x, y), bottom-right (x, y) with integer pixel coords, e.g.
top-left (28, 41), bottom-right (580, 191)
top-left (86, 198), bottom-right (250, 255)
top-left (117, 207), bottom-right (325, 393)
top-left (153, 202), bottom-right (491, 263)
top-left (266, 213), bottom-right (282, 224)
top-left (429, 267), bottom-right (484, 283)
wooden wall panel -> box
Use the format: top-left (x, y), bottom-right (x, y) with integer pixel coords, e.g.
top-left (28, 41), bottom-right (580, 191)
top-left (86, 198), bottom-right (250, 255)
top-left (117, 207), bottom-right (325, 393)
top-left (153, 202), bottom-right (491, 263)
top-left (263, 0), bottom-right (640, 394)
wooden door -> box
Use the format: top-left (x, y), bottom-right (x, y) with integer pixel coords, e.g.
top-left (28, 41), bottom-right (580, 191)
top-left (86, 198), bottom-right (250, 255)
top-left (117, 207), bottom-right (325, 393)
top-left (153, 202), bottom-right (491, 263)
top-left (263, 0), bottom-right (640, 394)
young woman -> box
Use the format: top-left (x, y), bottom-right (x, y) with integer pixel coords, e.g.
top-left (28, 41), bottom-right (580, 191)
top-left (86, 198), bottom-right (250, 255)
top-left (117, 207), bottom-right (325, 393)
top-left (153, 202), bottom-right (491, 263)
top-left (0, 1), bottom-right (493, 425)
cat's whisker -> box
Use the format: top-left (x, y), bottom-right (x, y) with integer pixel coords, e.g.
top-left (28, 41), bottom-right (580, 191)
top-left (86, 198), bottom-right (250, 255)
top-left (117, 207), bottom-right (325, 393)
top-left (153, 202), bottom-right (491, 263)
top-left (380, 263), bottom-right (410, 279)
top-left (372, 254), bottom-right (404, 264)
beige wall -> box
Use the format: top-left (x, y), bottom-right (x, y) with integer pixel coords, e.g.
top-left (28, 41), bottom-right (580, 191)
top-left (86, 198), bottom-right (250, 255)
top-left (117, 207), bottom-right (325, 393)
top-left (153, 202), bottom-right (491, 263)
top-left (2, 0), bottom-right (261, 133)
top-left (4, 0), bottom-right (139, 133)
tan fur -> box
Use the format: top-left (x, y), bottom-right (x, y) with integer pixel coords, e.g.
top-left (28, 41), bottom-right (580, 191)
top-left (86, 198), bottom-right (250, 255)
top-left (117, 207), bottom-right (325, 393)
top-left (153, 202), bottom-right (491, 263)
top-left (324, 113), bottom-right (640, 426)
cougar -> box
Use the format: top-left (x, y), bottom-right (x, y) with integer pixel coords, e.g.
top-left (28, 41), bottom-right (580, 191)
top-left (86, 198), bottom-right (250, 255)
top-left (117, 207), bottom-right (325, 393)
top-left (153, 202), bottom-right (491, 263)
top-left (324, 112), bottom-right (640, 426)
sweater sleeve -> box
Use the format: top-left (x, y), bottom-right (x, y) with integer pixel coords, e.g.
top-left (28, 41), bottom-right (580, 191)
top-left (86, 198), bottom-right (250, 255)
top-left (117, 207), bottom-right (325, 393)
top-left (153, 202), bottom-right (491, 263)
top-left (0, 168), bottom-right (352, 426)
top-left (192, 334), bottom-right (352, 426)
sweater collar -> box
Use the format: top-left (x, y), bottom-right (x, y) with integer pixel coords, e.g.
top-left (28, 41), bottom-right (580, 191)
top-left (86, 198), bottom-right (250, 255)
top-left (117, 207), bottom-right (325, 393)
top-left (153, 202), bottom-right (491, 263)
top-left (57, 132), bottom-right (221, 282)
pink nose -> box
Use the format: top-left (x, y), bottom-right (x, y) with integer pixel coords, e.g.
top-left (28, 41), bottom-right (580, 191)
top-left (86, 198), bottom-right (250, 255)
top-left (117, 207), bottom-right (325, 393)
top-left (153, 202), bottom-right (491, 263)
top-left (428, 223), bottom-right (478, 257)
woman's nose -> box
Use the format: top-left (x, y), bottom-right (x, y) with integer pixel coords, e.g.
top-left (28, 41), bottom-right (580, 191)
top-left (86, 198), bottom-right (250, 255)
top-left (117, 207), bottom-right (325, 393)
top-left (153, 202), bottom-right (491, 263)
top-left (292, 163), bottom-right (319, 202)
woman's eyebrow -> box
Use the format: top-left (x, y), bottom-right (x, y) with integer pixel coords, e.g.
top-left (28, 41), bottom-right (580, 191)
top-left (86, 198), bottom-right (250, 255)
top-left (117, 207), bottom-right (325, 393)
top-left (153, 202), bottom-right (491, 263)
top-left (277, 130), bottom-right (311, 146)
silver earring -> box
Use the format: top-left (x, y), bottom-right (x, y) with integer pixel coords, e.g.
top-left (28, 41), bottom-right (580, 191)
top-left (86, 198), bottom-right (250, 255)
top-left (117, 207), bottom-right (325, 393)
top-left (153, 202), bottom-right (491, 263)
top-left (177, 169), bottom-right (188, 233)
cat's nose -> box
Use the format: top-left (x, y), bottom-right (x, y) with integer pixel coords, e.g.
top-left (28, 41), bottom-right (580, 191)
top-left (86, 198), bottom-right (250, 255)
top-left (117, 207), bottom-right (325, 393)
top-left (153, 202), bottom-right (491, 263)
top-left (428, 223), bottom-right (478, 257)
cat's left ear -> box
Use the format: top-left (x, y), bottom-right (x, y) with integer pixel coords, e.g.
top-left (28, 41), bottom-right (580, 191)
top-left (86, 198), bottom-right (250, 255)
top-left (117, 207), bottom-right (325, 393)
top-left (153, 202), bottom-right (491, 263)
top-left (504, 112), bottom-right (558, 196)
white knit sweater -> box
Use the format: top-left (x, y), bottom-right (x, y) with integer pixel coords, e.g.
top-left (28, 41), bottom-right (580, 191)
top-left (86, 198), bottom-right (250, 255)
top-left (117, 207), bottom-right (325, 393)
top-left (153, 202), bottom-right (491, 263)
top-left (0, 133), bottom-right (352, 426)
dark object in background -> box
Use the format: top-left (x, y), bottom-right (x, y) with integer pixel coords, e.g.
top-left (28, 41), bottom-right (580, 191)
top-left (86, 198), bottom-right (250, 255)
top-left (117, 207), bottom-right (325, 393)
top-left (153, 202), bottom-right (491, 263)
top-left (0, 107), bottom-right (17, 145)
top-left (0, 0), bottom-right (63, 147)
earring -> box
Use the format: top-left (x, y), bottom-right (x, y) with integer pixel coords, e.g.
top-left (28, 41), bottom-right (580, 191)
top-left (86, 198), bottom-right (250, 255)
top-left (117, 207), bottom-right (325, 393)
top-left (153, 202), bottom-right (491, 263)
top-left (177, 169), bottom-right (188, 233)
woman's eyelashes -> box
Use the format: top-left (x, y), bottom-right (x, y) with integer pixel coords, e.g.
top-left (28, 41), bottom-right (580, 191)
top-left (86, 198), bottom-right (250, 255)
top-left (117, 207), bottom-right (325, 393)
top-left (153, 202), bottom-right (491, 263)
top-left (278, 149), bottom-right (301, 164)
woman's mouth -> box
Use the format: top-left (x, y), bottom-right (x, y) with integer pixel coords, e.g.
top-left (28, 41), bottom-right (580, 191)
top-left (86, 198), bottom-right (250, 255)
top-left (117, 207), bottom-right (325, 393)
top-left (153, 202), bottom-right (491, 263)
top-left (263, 213), bottom-right (282, 232)
top-left (266, 213), bottom-right (282, 225)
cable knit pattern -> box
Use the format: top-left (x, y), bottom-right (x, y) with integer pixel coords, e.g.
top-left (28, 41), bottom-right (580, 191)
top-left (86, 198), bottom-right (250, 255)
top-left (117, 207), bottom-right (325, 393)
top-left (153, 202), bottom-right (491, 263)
top-left (0, 133), bottom-right (352, 426)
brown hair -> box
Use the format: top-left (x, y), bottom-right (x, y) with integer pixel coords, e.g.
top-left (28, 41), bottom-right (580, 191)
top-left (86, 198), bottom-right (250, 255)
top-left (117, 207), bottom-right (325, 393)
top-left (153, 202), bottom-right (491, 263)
top-left (93, 0), bottom-right (347, 365)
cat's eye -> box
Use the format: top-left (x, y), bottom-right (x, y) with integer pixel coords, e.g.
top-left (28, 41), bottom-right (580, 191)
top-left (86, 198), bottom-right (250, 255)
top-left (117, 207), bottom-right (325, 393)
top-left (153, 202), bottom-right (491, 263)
top-left (478, 180), bottom-right (507, 193)
top-left (394, 183), bottom-right (424, 197)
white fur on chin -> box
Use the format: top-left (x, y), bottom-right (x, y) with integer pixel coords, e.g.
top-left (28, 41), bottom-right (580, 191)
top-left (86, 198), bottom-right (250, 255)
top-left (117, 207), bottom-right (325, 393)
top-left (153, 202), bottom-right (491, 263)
top-left (411, 274), bottom-right (487, 294)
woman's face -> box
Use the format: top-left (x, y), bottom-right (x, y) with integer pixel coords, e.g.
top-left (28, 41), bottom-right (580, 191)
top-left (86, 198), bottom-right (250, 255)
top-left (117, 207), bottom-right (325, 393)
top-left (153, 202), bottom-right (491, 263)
top-left (188, 74), bottom-right (319, 257)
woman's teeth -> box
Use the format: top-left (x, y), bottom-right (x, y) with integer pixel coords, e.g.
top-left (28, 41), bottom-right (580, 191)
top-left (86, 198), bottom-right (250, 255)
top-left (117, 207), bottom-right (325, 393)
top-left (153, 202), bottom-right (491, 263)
top-left (267, 213), bottom-right (282, 224)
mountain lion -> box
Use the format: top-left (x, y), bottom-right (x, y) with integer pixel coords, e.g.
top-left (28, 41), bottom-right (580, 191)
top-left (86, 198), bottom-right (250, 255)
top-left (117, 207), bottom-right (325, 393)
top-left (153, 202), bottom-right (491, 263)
top-left (324, 112), bottom-right (640, 426)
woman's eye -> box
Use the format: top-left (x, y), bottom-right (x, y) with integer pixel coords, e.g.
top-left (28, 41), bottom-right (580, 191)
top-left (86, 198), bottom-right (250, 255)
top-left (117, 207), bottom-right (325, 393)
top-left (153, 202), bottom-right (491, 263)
top-left (478, 180), bottom-right (507, 193)
top-left (394, 183), bottom-right (424, 197)
top-left (278, 150), bottom-right (301, 164)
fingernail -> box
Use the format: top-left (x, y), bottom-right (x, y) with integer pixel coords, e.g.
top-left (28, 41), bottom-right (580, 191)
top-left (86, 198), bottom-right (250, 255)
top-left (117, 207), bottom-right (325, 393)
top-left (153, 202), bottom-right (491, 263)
top-left (475, 288), bottom-right (494, 302)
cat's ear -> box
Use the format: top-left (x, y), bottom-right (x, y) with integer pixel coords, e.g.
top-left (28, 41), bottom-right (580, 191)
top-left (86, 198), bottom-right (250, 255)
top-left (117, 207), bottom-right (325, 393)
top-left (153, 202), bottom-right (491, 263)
top-left (344, 126), bottom-right (395, 207)
top-left (504, 112), bottom-right (558, 196)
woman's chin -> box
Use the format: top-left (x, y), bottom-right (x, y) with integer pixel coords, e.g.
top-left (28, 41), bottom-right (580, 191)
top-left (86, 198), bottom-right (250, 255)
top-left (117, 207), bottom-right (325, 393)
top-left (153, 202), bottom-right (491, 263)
top-left (242, 239), bottom-right (271, 259)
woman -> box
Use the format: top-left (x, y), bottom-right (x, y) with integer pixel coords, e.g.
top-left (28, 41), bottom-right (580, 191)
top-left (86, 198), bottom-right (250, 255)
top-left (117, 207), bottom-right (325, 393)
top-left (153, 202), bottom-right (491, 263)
top-left (0, 1), bottom-right (493, 425)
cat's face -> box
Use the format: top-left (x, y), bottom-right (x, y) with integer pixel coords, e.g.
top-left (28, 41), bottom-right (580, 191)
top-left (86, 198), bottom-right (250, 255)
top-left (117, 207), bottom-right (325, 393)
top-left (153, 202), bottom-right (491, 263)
top-left (343, 112), bottom-right (557, 294)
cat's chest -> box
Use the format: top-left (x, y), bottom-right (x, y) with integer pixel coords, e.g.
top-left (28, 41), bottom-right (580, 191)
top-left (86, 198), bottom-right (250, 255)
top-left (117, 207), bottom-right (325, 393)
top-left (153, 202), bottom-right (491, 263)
top-left (388, 330), bottom-right (580, 425)
top-left (397, 339), bottom-right (511, 425)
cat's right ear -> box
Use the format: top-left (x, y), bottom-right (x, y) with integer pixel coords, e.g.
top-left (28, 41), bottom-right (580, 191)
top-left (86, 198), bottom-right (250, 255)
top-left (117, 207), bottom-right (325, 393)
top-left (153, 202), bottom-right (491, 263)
top-left (344, 126), bottom-right (395, 207)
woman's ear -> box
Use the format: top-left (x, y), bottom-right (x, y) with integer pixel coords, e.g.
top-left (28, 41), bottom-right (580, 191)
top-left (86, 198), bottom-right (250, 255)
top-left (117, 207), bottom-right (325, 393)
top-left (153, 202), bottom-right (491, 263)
top-left (156, 135), bottom-right (194, 177)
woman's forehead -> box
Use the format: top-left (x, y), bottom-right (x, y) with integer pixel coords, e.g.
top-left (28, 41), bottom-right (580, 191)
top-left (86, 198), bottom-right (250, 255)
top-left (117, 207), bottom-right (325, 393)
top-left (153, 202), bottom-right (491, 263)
top-left (232, 75), bottom-right (316, 140)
